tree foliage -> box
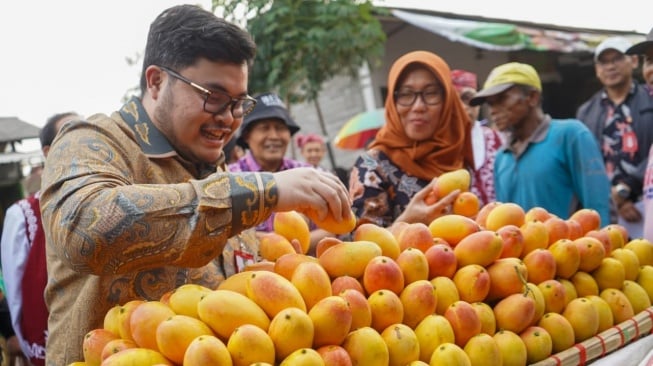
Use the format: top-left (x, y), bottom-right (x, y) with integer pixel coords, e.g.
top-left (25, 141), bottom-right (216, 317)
top-left (213, 0), bottom-right (387, 103)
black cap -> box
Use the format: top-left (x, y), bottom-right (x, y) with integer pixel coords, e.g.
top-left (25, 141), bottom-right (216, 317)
top-left (626, 27), bottom-right (653, 55)
top-left (236, 92), bottom-right (300, 148)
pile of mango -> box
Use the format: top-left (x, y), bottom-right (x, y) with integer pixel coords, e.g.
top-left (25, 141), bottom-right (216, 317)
top-left (72, 169), bottom-right (653, 366)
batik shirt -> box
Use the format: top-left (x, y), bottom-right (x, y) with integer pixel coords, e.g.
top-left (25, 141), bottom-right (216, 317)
top-left (349, 149), bottom-right (431, 228)
top-left (601, 89), bottom-right (642, 184)
top-left (228, 151), bottom-right (310, 232)
top-left (40, 97), bottom-right (274, 365)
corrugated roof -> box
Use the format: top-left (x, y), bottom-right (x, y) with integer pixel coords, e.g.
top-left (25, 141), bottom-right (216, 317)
top-left (0, 117), bottom-right (41, 143)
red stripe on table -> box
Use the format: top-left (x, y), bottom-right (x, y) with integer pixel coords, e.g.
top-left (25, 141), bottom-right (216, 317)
top-left (596, 334), bottom-right (607, 357)
top-left (574, 343), bottom-right (587, 365)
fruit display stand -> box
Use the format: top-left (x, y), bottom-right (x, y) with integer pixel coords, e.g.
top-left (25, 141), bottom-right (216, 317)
top-left (532, 306), bottom-right (653, 366)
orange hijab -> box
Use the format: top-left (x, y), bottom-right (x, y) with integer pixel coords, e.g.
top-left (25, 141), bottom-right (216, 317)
top-left (369, 51), bottom-right (474, 181)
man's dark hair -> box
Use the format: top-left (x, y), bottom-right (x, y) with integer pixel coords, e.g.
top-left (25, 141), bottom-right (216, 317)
top-left (139, 4), bottom-right (257, 95)
top-left (40, 112), bottom-right (78, 147)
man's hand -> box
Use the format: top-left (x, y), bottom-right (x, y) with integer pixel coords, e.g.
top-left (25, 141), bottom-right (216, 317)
top-left (274, 168), bottom-right (352, 223)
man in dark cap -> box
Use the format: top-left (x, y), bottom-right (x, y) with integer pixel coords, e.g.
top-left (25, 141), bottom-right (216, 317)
top-left (229, 92), bottom-right (333, 250)
top-left (628, 27), bottom-right (653, 242)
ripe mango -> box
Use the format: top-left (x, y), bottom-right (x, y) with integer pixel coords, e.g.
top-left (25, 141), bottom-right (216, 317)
top-left (318, 240), bottom-right (382, 279)
top-left (520, 326), bottom-right (552, 364)
top-left (428, 343), bottom-right (471, 365)
top-left (342, 327), bottom-right (389, 365)
top-left (493, 330), bottom-right (527, 366)
top-left (621, 280), bottom-right (652, 314)
top-left (537, 312), bottom-right (575, 353)
top-left (368, 290), bottom-right (404, 333)
top-left (291, 261), bottom-right (332, 310)
top-left (353, 223), bottom-right (400, 259)
top-left (399, 280), bottom-right (437, 329)
top-left (246, 270), bottom-right (307, 318)
top-left (428, 214), bottom-right (480, 247)
top-left (414, 314), bottom-right (455, 363)
top-left (562, 297), bottom-right (599, 342)
top-left (279, 348), bottom-right (325, 366)
top-left (433, 169), bottom-right (471, 199)
top-left (268, 307), bottom-right (314, 361)
top-left (197, 289), bottom-right (270, 340)
top-left (453, 230), bottom-right (503, 267)
top-left (274, 210), bottom-right (311, 254)
top-left (227, 324), bottom-right (275, 366)
top-left (155, 315), bottom-right (214, 364)
top-left (444, 300), bottom-right (481, 347)
top-left (101, 348), bottom-right (172, 366)
top-left (309, 296), bottom-right (352, 348)
top-left (183, 335), bottom-right (231, 366)
top-left (493, 293), bottom-right (535, 334)
top-left (600, 288), bottom-right (635, 324)
top-left (463, 333), bottom-right (502, 366)
top-left (381, 323), bottom-right (420, 366)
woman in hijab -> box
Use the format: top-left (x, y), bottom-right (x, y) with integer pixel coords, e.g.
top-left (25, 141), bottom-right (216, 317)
top-left (349, 50), bottom-right (474, 228)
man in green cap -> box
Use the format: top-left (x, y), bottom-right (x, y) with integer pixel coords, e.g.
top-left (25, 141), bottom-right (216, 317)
top-left (470, 62), bottom-right (610, 225)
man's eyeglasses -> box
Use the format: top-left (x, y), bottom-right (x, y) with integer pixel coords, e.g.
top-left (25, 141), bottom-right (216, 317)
top-left (159, 65), bottom-right (256, 118)
top-left (394, 88), bottom-right (443, 106)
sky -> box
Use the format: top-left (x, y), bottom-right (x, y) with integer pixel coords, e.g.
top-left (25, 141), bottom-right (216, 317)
top-left (1, 0), bottom-right (651, 152)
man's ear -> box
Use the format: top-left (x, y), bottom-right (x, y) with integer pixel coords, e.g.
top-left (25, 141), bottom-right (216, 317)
top-left (145, 65), bottom-right (165, 99)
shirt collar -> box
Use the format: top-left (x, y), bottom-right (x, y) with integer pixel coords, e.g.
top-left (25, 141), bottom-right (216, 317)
top-left (506, 114), bottom-right (551, 158)
top-left (119, 97), bottom-right (177, 158)
top-left (600, 82), bottom-right (636, 105)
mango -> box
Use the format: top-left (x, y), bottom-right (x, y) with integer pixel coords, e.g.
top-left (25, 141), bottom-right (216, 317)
top-left (522, 248), bottom-right (556, 285)
top-left (476, 201), bottom-right (502, 229)
top-left (227, 324), bottom-right (275, 366)
top-left (434, 169), bottom-right (471, 198)
top-left (592, 257), bottom-right (626, 291)
top-left (182, 335), bottom-right (231, 366)
top-left (129, 301), bottom-right (175, 352)
top-left (217, 271), bottom-right (253, 295)
top-left (424, 243), bottom-right (458, 279)
top-left (544, 216), bottom-right (570, 246)
top-left (636, 265), bottom-right (653, 302)
top-left (305, 208), bottom-right (357, 235)
top-left (493, 330), bottom-right (527, 366)
top-left (519, 326), bottom-right (552, 364)
top-left (353, 223), bottom-right (401, 259)
top-left (259, 231), bottom-right (298, 261)
top-left (381, 323), bottom-right (420, 366)
top-left (168, 284), bottom-right (212, 319)
top-left (397, 222), bottom-right (435, 252)
top-left (156, 315), bottom-right (214, 365)
top-left (624, 238), bottom-right (653, 266)
top-left (562, 297), bottom-right (599, 342)
top-left (331, 275), bottom-right (364, 296)
top-left (428, 214), bottom-right (480, 247)
top-left (268, 307), bottom-right (314, 361)
top-left (586, 295), bottom-right (614, 332)
top-left (485, 202), bottom-right (526, 232)
top-left (548, 239), bottom-right (580, 279)
top-left (493, 292), bottom-right (535, 334)
top-left (463, 333), bottom-right (502, 366)
top-left (496, 224), bottom-right (525, 259)
top-left (315, 345), bottom-right (352, 366)
top-left (537, 279), bottom-right (567, 314)
top-left (197, 289), bottom-right (270, 340)
top-left (486, 257), bottom-right (528, 301)
top-left (444, 300), bottom-right (481, 348)
top-left (318, 240), bottom-right (382, 279)
top-left (570, 271), bottom-right (599, 297)
top-left (537, 313), bottom-right (575, 353)
top-left (520, 220), bottom-right (549, 256)
top-left (291, 261), bottom-right (332, 310)
top-left (363, 255), bottom-right (405, 295)
top-left (569, 208), bottom-right (601, 236)
top-left (452, 191), bottom-right (480, 218)
top-left (101, 348), bottom-right (172, 366)
top-left (573, 236), bottom-right (606, 272)
top-left (414, 314), bottom-right (455, 363)
top-left (117, 300), bottom-right (145, 342)
top-left (274, 253), bottom-right (318, 280)
top-left (431, 276), bottom-right (460, 315)
top-left (83, 328), bottom-right (120, 366)
top-left (274, 210), bottom-right (311, 253)
top-left (524, 282), bottom-right (546, 326)
top-left (471, 302), bottom-right (496, 336)
top-left (309, 296), bottom-right (352, 348)
top-left (428, 343), bottom-right (471, 366)
top-left (400, 280), bottom-right (437, 329)
top-left (621, 280), bottom-right (652, 314)
top-left (600, 288), bottom-right (635, 324)
top-left (452, 264), bottom-right (490, 303)
top-left (339, 289), bottom-right (372, 330)
top-left (396, 248), bottom-right (430, 284)
top-left (102, 305), bottom-right (121, 337)
top-left (246, 270), bottom-right (307, 318)
top-left (368, 290), bottom-right (404, 333)
top-left (453, 230), bottom-right (503, 267)
top-left (341, 327), bottom-right (389, 365)
top-left (100, 339), bottom-right (137, 362)
top-left (611, 248), bottom-right (641, 281)
top-left (279, 348), bottom-right (325, 366)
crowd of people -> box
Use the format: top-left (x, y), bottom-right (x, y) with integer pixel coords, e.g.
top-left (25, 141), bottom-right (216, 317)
top-left (0, 3), bottom-right (652, 364)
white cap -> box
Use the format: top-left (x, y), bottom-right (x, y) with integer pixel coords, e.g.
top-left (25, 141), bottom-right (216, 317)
top-left (594, 37), bottom-right (633, 61)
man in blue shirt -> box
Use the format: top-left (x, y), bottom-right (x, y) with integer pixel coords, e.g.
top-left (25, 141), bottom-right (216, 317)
top-left (470, 62), bottom-right (611, 226)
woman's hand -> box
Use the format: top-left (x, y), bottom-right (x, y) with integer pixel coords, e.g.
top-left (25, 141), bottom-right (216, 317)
top-left (395, 178), bottom-right (460, 225)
